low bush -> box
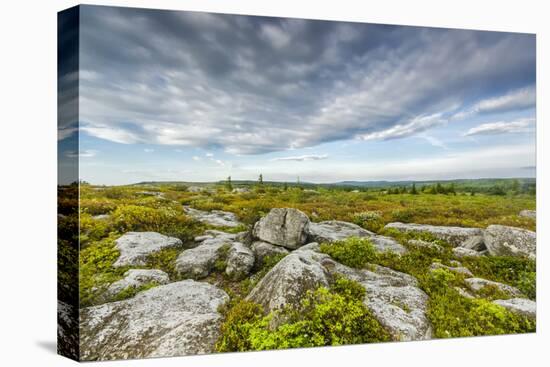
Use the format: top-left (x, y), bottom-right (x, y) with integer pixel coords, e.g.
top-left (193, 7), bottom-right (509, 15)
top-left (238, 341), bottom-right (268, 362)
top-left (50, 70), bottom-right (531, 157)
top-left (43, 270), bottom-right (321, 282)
top-left (216, 278), bottom-right (390, 352)
top-left (320, 237), bottom-right (378, 268)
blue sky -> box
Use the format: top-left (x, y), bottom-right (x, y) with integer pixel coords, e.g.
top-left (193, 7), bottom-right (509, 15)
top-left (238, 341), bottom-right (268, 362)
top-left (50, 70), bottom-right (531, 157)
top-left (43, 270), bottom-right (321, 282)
top-left (59, 6), bottom-right (536, 185)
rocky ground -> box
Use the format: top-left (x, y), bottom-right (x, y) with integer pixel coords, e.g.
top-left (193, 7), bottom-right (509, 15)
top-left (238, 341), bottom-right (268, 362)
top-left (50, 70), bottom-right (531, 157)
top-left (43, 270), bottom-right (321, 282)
top-left (73, 206), bottom-right (536, 361)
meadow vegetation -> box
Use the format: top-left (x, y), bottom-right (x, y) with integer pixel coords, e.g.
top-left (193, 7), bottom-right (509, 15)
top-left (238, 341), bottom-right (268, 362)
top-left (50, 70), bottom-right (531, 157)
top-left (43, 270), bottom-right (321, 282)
top-left (60, 179), bottom-right (536, 341)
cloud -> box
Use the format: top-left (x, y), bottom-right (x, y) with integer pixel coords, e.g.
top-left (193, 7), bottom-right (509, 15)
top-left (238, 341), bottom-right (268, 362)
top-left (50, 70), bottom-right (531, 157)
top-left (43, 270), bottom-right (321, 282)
top-left (192, 156), bottom-right (201, 161)
top-left (272, 154), bottom-right (328, 161)
top-left (464, 118), bottom-right (535, 136)
top-left (65, 149), bottom-right (98, 158)
top-left (77, 6), bottom-right (535, 154)
top-left (144, 148), bottom-right (154, 153)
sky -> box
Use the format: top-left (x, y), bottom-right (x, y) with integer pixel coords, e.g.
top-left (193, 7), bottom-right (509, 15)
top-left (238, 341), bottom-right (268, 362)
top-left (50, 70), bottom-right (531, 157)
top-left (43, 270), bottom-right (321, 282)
top-left (58, 5), bottom-right (536, 185)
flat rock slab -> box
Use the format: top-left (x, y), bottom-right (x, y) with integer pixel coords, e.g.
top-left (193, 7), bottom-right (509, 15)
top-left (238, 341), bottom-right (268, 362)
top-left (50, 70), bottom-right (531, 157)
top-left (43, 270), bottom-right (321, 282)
top-left (113, 232), bottom-right (182, 267)
top-left (80, 280), bottom-right (229, 361)
top-left (330, 261), bottom-right (432, 341)
top-left (253, 208), bottom-right (310, 249)
top-left (493, 298), bottom-right (536, 320)
top-left (384, 222), bottom-right (483, 246)
top-left (308, 220), bottom-right (374, 243)
top-left (484, 225), bottom-right (536, 259)
top-left (105, 269), bottom-right (170, 298)
top-left (465, 277), bottom-right (522, 297)
top-left (184, 206), bottom-right (242, 228)
top-left (308, 220), bottom-right (407, 255)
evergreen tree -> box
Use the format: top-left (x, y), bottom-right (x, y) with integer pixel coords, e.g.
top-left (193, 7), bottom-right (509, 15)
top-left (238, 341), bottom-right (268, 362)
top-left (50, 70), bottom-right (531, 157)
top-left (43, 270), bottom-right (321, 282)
top-left (411, 183), bottom-right (418, 195)
top-left (258, 174), bottom-right (263, 185)
top-left (225, 176), bottom-right (233, 191)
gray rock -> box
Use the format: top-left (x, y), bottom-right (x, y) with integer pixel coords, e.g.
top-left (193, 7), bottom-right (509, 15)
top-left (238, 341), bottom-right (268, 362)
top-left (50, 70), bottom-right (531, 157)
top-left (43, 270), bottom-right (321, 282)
top-left (459, 235), bottom-right (486, 251)
top-left (308, 220), bottom-right (374, 243)
top-left (329, 261), bottom-right (432, 341)
top-left (92, 214), bottom-right (110, 220)
top-left (175, 231), bottom-right (236, 279)
top-left (226, 242), bottom-right (255, 280)
top-left (232, 187), bottom-right (250, 193)
top-left (105, 269), bottom-right (170, 297)
top-left (429, 262), bottom-right (473, 277)
top-left (452, 247), bottom-right (483, 258)
top-left (187, 186), bottom-right (204, 193)
top-left (246, 250), bottom-right (331, 312)
top-left (80, 280), bottom-right (229, 361)
top-left (58, 301), bottom-right (79, 359)
top-left (408, 239), bottom-right (443, 251)
top-left (113, 232), bottom-right (182, 267)
top-left (519, 210), bottom-right (536, 219)
top-left (465, 277), bottom-right (522, 297)
top-left (493, 298), bottom-right (536, 320)
top-left (296, 242), bottom-right (321, 252)
top-left (252, 208), bottom-right (310, 249)
top-left (308, 220), bottom-right (407, 254)
top-left (251, 241), bottom-right (289, 265)
top-left (484, 225), bottom-right (536, 259)
top-left (183, 206), bottom-right (242, 228)
top-left (454, 287), bottom-right (475, 299)
top-left (384, 222), bottom-right (483, 246)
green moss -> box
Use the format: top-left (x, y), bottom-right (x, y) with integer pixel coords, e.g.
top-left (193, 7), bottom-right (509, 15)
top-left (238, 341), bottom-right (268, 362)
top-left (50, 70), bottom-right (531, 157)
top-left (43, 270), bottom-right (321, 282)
top-left (320, 237), bottom-right (378, 268)
top-left (111, 281), bottom-right (161, 302)
top-left (216, 278), bottom-right (390, 352)
top-left (145, 247), bottom-right (182, 280)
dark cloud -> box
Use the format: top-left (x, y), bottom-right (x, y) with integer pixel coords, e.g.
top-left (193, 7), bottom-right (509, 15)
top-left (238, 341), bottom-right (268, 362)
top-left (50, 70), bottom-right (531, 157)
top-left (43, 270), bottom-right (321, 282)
top-left (76, 5), bottom-right (536, 154)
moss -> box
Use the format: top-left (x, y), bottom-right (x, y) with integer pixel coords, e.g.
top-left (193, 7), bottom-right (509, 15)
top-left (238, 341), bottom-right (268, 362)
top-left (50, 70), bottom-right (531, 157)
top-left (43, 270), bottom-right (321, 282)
top-left (320, 237), bottom-right (378, 268)
top-left (216, 278), bottom-right (390, 352)
top-left (111, 281), bottom-right (161, 302)
top-left (145, 247), bottom-right (182, 280)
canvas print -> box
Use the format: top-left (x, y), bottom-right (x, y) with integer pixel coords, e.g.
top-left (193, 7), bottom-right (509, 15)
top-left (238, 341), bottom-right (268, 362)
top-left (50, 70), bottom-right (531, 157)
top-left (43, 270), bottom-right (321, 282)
top-left (58, 5), bottom-right (536, 362)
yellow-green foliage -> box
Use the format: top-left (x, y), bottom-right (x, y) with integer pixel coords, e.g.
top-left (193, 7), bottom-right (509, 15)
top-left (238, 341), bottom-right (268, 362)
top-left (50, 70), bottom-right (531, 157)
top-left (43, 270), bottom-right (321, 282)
top-left (79, 235), bottom-right (128, 307)
top-left (320, 237), bottom-right (378, 268)
top-left (79, 213), bottom-right (111, 246)
top-left (145, 247), bottom-right (182, 280)
top-left (216, 278), bottom-right (390, 352)
top-left (111, 281), bottom-right (161, 302)
top-left (423, 269), bottom-right (534, 337)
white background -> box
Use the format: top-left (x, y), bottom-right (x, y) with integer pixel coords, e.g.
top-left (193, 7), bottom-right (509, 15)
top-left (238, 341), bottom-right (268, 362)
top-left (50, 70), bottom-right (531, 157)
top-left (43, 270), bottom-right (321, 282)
top-left (0, 0), bottom-right (547, 366)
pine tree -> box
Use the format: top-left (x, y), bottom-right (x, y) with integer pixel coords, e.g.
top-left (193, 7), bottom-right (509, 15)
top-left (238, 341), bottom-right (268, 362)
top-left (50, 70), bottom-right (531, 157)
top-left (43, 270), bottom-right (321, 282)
top-left (411, 183), bottom-right (418, 195)
top-left (225, 176), bottom-right (233, 191)
top-left (258, 174), bottom-right (263, 185)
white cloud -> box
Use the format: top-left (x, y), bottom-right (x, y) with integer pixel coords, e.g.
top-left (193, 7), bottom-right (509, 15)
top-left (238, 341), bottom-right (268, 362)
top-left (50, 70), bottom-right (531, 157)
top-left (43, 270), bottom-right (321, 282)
top-left (80, 126), bottom-right (140, 144)
top-left (205, 152), bottom-right (214, 157)
top-left (272, 154), bottom-right (328, 162)
top-left (473, 87), bottom-right (535, 114)
top-left (358, 113), bottom-right (446, 141)
top-left (144, 148), bottom-right (154, 153)
top-left (464, 118), bottom-right (535, 136)
top-left (192, 156), bottom-right (201, 161)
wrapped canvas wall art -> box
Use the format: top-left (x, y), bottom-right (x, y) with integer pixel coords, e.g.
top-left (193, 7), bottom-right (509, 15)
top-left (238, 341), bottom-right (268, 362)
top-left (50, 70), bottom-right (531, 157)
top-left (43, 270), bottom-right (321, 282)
top-left (58, 4), bottom-right (536, 362)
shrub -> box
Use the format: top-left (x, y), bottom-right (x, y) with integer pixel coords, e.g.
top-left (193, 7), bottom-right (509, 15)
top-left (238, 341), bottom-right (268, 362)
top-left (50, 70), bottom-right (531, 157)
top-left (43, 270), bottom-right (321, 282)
top-left (422, 268), bottom-right (535, 338)
top-left (320, 237), bottom-right (378, 268)
top-left (145, 247), bottom-right (182, 280)
top-left (79, 213), bottom-right (112, 246)
top-left (111, 204), bottom-right (203, 242)
top-left (216, 278), bottom-right (390, 352)
top-left (352, 211), bottom-right (383, 232)
top-left (517, 271), bottom-right (536, 300)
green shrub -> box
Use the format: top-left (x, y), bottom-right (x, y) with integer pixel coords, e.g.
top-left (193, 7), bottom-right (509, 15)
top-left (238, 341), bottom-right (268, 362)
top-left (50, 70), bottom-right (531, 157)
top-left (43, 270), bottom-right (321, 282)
top-left (422, 269), bottom-right (534, 338)
top-left (145, 247), bottom-right (181, 280)
top-left (517, 271), bottom-right (536, 300)
top-left (216, 278), bottom-right (390, 352)
top-left (111, 281), bottom-right (161, 302)
top-left (79, 213), bottom-right (112, 246)
top-left (111, 204), bottom-right (203, 242)
top-left (320, 237), bottom-right (377, 268)
top-left (352, 211), bottom-right (383, 232)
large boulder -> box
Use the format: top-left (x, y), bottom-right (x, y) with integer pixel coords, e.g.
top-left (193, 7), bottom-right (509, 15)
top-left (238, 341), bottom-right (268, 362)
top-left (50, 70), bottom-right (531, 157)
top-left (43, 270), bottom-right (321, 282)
top-left (175, 231), bottom-right (237, 279)
top-left (252, 208), bottom-right (310, 249)
top-left (246, 250), bottom-right (331, 312)
top-left (328, 261), bottom-right (432, 341)
top-left (225, 242), bottom-right (255, 280)
top-left (105, 269), bottom-right (170, 298)
top-left (459, 235), bottom-right (486, 251)
top-left (113, 232), bottom-right (182, 267)
top-left (465, 277), bottom-right (522, 297)
top-left (484, 225), bottom-right (536, 259)
top-left (251, 241), bottom-right (289, 265)
top-left (308, 220), bottom-right (407, 254)
top-left (493, 298), bottom-right (536, 320)
top-left (80, 280), bottom-right (229, 361)
top-left (384, 222), bottom-right (483, 246)
top-left (183, 206), bottom-right (243, 228)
